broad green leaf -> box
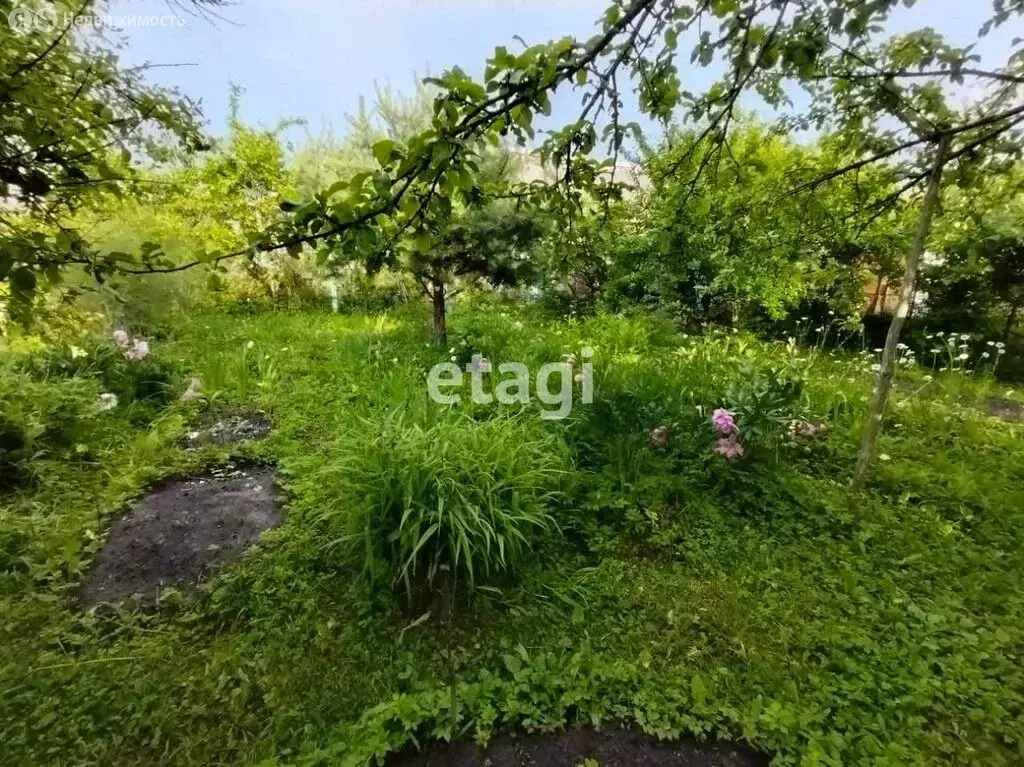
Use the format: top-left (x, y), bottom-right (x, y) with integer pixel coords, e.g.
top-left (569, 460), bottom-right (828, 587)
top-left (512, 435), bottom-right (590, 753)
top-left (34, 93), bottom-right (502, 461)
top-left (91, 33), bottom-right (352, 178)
top-left (691, 674), bottom-right (707, 707)
top-left (11, 266), bottom-right (37, 292)
top-left (372, 139), bottom-right (396, 166)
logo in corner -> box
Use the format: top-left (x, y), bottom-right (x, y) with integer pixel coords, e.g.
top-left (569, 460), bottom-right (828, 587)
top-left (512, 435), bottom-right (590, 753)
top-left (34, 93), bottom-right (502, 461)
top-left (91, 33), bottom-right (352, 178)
top-left (8, 5), bottom-right (58, 36)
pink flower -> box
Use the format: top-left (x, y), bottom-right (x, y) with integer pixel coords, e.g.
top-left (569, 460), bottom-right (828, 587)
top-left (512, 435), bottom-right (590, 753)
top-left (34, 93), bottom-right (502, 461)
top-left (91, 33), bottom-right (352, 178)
top-left (111, 329), bottom-right (130, 348)
top-left (715, 435), bottom-right (744, 460)
top-left (711, 408), bottom-right (738, 435)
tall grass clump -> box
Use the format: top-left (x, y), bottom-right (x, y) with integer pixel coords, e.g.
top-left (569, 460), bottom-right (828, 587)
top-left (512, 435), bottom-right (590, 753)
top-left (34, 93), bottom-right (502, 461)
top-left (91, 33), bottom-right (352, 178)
top-left (331, 410), bottom-right (568, 601)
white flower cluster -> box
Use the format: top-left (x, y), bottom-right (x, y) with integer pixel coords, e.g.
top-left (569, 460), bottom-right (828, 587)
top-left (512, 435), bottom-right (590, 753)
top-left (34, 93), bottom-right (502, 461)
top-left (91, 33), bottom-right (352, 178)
top-left (111, 329), bottom-right (150, 362)
top-left (95, 392), bottom-right (119, 411)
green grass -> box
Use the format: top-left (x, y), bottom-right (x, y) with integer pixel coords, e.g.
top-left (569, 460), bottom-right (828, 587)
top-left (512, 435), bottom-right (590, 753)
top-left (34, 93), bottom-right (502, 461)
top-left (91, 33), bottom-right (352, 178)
top-left (1, 302), bottom-right (1023, 765)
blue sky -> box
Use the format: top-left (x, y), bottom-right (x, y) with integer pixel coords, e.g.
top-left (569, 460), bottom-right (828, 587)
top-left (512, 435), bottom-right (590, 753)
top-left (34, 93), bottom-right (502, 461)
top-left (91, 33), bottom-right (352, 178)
top-left (117, 0), bottom-right (1017, 143)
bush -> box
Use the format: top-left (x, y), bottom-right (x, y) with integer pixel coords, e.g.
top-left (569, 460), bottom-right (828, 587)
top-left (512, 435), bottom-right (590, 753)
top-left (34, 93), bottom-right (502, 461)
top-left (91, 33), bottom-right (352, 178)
top-left (329, 265), bottom-right (417, 313)
top-left (722, 361), bottom-right (807, 449)
top-left (22, 338), bottom-right (176, 417)
top-left (0, 367), bottom-right (107, 489)
top-left (325, 410), bottom-right (568, 602)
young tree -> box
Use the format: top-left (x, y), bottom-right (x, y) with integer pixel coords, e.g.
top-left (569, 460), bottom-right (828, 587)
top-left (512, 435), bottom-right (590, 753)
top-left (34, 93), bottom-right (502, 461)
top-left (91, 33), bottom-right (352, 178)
top-left (404, 201), bottom-right (545, 343)
top-left (289, 82), bottom-right (540, 341)
top-left (851, 134), bottom-right (949, 486)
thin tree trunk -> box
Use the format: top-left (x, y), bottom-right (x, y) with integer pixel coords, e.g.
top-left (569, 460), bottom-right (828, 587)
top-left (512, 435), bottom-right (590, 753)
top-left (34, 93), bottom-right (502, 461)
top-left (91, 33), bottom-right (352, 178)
top-left (431, 275), bottom-right (447, 345)
top-left (853, 136), bottom-right (950, 490)
top-left (867, 275), bottom-right (882, 315)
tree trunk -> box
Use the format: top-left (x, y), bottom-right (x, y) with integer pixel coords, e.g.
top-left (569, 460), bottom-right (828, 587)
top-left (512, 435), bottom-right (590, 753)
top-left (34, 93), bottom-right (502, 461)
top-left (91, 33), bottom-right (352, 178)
top-left (431, 277), bottom-right (447, 345)
top-left (853, 136), bottom-right (950, 490)
top-left (867, 275), bottom-right (882, 315)
top-left (877, 279), bottom-right (889, 313)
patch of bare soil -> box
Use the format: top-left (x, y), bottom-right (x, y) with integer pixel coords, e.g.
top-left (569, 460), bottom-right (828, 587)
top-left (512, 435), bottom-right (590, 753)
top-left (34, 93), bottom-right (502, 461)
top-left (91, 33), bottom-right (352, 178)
top-left (985, 397), bottom-right (1024, 423)
top-left (387, 728), bottom-right (769, 767)
top-left (184, 412), bottom-right (272, 449)
top-left (79, 468), bottom-right (279, 608)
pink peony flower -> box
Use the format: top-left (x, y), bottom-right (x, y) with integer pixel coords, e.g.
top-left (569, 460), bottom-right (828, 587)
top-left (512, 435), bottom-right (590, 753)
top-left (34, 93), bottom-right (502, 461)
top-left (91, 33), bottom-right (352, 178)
top-left (111, 329), bottom-right (130, 348)
top-left (711, 408), bottom-right (738, 435)
top-left (715, 435), bottom-right (744, 460)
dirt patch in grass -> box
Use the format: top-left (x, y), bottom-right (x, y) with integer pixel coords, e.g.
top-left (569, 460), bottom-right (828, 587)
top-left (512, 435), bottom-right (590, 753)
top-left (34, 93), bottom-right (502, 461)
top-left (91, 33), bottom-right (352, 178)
top-left (184, 411), bottom-right (272, 449)
top-left (79, 467), bottom-right (280, 608)
top-left (985, 397), bottom-right (1024, 423)
top-left (387, 728), bottom-right (769, 766)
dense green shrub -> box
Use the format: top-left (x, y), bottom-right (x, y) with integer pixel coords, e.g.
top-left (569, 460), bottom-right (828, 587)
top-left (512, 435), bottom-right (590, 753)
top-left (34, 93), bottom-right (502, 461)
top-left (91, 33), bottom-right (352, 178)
top-left (22, 338), bottom-right (176, 414)
top-left (324, 410), bottom-right (569, 601)
top-left (0, 367), bottom-right (107, 489)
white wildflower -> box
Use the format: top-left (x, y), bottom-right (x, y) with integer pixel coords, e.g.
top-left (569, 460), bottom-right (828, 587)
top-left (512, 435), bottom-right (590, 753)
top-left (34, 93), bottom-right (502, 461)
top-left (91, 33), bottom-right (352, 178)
top-left (126, 339), bottom-right (150, 362)
top-left (96, 393), bottom-right (119, 411)
top-left (179, 378), bottom-right (202, 402)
